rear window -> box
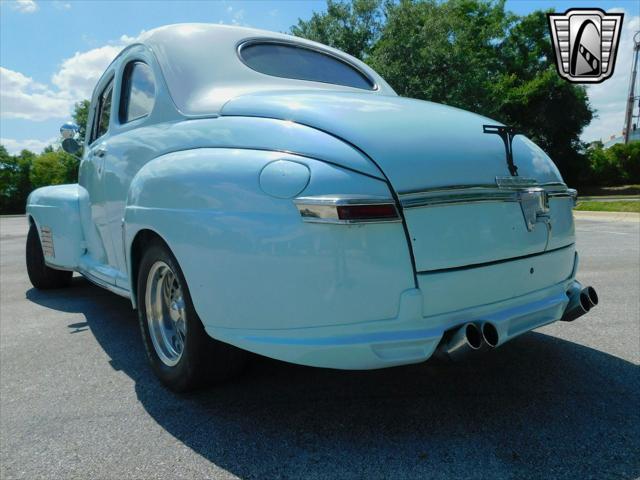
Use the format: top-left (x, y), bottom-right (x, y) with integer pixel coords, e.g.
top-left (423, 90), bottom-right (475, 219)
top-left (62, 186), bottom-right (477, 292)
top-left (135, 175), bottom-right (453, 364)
top-left (239, 42), bottom-right (374, 90)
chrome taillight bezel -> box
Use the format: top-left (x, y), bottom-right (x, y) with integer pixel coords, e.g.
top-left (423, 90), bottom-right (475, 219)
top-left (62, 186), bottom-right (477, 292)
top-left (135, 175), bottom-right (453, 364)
top-left (293, 195), bottom-right (401, 224)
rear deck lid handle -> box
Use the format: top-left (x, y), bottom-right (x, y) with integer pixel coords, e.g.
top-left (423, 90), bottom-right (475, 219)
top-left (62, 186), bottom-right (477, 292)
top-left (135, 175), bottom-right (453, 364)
top-left (483, 125), bottom-right (520, 177)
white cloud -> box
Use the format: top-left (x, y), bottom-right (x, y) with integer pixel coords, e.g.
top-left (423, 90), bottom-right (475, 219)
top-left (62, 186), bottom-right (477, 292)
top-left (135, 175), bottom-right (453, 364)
top-left (582, 12), bottom-right (640, 142)
top-left (119, 33), bottom-right (141, 44)
top-left (8, 0), bottom-right (38, 13)
top-left (0, 67), bottom-right (69, 120)
top-left (51, 44), bottom-right (125, 100)
top-left (52, 0), bottom-right (71, 9)
top-left (1, 33), bottom-right (140, 122)
top-left (1, 137), bottom-right (56, 154)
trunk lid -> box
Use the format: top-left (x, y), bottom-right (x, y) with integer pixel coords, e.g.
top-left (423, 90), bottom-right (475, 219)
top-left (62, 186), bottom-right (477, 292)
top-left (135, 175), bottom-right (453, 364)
top-left (222, 91), bottom-right (572, 271)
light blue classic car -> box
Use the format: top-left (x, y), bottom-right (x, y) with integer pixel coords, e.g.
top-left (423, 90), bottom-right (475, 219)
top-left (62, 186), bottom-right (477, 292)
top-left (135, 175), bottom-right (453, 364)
top-left (26, 24), bottom-right (597, 391)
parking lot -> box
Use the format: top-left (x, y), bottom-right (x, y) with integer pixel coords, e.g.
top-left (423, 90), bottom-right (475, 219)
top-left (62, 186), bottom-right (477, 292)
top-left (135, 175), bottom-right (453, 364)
top-left (1, 214), bottom-right (638, 479)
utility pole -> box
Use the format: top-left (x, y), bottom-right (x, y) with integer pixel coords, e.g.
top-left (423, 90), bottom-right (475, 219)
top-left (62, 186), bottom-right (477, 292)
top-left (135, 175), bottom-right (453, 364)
top-left (623, 31), bottom-right (640, 144)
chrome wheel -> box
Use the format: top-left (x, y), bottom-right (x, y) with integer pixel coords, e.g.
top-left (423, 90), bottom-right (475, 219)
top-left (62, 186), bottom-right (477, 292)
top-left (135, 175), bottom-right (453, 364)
top-left (145, 261), bottom-right (187, 367)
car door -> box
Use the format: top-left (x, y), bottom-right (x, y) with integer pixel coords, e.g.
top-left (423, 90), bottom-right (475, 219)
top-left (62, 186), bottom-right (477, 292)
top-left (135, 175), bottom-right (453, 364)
top-left (101, 56), bottom-right (158, 286)
top-left (78, 74), bottom-right (117, 269)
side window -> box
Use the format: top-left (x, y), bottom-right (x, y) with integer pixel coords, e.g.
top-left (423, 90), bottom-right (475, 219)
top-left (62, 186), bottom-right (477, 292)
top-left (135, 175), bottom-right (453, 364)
top-left (119, 62), bottom-right (155, 123)
top-left (91, 79), bottom-right (113, 144)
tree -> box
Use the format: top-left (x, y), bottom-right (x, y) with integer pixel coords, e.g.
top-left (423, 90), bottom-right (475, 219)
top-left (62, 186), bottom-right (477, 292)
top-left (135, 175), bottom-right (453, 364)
top-left (291, 0), bottom-right (384, 59)
top-left (73, 99), bottom-right (91, 144)
top-left (0, 147), bottom-right (34, 214)
top-left (370, 0), bottom-right (512, 113)
top-left (585, 142), bottom-right (640, 185)
top-left (29, 151), bottom-right (67, 189)
top-left (0, 145), bottom-right (18, 212)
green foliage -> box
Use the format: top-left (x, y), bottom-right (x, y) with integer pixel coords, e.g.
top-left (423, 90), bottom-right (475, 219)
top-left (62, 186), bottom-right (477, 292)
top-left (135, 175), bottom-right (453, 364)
top-left (29, 151), bottom-right (78, 189)
top-left (291, 0), bottom-right (384, 58)
top-left (1, 148), bottom-right (36, 214)
top-left (370, 0), bottom-right (511, 112)
top-left (0, 146), bottom-right (80, 214)
top-left (585, 142), bottom-right (640, 186)
top-left (292, 0), bottom-right (595, 185)
top-left (73, 99), bottom-right (91, 144)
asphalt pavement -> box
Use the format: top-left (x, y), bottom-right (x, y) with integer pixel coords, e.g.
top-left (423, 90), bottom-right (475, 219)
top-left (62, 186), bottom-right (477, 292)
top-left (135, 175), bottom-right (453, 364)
top-left (1, 214), bottom-right (638, 479)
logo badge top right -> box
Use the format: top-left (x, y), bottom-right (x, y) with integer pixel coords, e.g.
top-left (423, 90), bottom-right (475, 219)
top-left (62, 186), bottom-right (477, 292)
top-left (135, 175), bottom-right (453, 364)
top-left (548, 9), bottom-right (624, 83)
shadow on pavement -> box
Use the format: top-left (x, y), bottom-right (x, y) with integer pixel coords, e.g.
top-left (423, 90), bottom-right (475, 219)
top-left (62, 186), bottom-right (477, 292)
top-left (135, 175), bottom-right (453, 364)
top-left (26, 278), bottom-right (640, 479)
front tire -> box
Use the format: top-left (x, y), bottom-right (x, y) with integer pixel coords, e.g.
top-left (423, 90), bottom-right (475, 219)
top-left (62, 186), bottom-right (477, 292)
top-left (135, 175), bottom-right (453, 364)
top-left (26, 223), bottom-right (72, 289)
top-left (137, 239), bottom-right (246, 392)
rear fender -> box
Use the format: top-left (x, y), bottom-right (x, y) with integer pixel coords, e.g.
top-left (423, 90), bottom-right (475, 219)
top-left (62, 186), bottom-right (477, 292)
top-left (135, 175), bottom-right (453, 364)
top-left (124, 147), bottom-right (416, 330)
top-left (26, 184), bottom-right (85, 270)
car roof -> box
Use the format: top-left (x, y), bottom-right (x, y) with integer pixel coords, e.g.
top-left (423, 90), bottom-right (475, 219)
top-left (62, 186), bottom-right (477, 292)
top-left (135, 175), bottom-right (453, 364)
top-left (129, 23), bottom-right (396, 116)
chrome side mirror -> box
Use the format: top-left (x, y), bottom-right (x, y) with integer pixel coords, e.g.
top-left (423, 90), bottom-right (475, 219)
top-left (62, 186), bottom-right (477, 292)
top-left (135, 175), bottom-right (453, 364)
top-left (60, 122), bottom-right (79, 139)
top-left (60, 122), bottom-right (80, 154)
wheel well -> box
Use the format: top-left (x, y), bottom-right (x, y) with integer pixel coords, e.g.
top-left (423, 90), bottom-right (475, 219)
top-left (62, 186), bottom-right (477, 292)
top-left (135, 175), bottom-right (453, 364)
top-left (130, 229), bottom-right (166, 304)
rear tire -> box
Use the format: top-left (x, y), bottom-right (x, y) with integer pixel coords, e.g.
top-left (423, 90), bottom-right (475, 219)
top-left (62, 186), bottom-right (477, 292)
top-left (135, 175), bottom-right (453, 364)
top-left (137, 239), bottom-right (246, 392)
top-left (26, 223), bottom-right (73, 289)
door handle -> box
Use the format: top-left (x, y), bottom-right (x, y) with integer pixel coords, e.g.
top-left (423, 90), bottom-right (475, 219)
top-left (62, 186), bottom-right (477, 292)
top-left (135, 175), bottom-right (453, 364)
top-left (93, 146), bottom-right (107, 157)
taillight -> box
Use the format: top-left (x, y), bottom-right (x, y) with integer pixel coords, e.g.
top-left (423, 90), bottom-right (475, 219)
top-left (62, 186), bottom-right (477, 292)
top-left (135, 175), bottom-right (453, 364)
top-left (294, 196), bottom-right (401, 224)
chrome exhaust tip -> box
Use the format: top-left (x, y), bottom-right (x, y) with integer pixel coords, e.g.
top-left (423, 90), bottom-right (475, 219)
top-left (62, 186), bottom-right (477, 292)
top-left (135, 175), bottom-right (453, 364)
top-left (481, 322), bottom-right (499, 348)
top-left (583, 286), bottom-right (598, 309)
top-left (463, 323), bottom-right (484, 350)
top-left (434, 323), bottom-right (485, 362)
top-left (561, 286), bottom-right (592, 322)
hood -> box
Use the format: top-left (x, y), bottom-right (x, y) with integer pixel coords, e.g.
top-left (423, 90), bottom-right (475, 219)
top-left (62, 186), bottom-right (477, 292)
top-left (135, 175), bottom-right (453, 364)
top-left (221, 91), bottom-right (563, 193)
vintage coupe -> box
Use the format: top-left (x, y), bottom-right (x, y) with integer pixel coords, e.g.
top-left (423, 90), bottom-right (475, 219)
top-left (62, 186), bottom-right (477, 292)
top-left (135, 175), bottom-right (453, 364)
top-left (26, 24), bottom-right (597, 391)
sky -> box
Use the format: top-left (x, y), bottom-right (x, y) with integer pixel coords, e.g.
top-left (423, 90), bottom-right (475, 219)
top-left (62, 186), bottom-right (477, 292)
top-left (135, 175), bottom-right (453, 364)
top-left (0, 0), bottom-right (638, 154)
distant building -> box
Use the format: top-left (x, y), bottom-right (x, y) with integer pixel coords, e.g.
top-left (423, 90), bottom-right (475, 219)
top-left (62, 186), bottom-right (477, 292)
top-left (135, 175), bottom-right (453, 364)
top-left (601, 129), bottom-right (640, 148)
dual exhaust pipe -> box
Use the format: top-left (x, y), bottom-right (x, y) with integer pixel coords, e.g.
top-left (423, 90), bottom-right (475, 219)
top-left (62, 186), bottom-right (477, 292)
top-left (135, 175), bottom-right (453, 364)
top-left (435, 321), bottom-right (500, 362)
top-left (435, 284), bottom-right (598, 361)
top-left (560, 285), bottom-right (598, 322)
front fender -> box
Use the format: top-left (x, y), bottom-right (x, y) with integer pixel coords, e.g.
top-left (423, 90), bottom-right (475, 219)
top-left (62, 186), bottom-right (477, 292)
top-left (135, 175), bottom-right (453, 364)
top-left (26, 184), bottom-right (85, 270)
top-left (124, 147), bottom-right (415, 332)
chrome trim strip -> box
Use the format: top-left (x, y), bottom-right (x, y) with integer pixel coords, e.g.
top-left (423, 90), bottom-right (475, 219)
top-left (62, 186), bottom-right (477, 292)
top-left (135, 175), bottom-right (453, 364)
top-left (296, 216), bottom-right (401, 225)
top-left (400, 189), bottom-right (518, 209)
top-left (399, 184), bottom-right (573, 209)
top-left (495, 176), bottom-right (539, 188)
top-left (294, 195), bottom-right (397, 206)
top-left (547, 188), bottom-right (578, 198)
top-left (293, 195), bottom-right (401, 224)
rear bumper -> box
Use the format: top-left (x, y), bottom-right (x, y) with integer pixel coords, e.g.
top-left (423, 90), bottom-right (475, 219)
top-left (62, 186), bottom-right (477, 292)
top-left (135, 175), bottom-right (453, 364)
top-left (208, 274), bottom-right (580, 370)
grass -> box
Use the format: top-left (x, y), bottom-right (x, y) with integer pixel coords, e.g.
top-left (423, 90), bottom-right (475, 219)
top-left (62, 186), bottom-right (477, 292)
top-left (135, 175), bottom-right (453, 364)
top-left (575, 200), bottom-right (640, 213)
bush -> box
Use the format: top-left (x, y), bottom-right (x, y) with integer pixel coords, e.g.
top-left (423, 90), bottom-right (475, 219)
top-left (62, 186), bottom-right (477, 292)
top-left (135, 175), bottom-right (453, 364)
top-left (585, 142), bottom-right (640, 186)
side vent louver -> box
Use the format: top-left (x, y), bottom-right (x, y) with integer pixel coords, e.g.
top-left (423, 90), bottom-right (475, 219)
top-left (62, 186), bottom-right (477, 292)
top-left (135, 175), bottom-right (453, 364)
top-left (40, 226), bottom-right (55, 258)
